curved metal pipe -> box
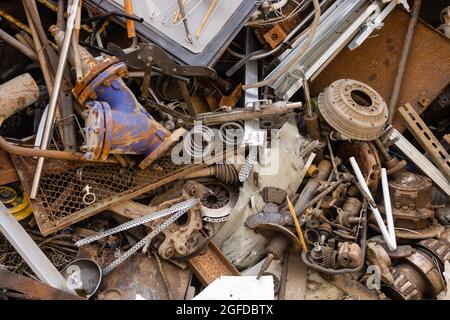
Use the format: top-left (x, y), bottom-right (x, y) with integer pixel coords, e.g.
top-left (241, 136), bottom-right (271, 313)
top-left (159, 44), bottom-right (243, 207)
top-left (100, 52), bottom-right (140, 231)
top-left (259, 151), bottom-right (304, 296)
top-left (0, 136), bottom-right (115, 163)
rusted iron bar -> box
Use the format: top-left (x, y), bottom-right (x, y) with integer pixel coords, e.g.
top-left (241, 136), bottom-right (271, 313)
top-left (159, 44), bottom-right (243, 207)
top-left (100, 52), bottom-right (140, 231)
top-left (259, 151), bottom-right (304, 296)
top-left (0, 8), bottom-right (31, 33)
top-left (0, 28), bottom-right (36, 60)
top-left (30, 0), bottom-right (80, 199)
top-left (57, 0), bottom-right (65, 29)
top-left (0, 269), bottom-right (85, 300)
top-left (23, 0), bottom-right (78, 152)
top-left (23, 2), bottom-right (63, 130)
top-left (388, 0), bottom-right (422, 124)
top-left (36, 0), bottom-right (93, 32)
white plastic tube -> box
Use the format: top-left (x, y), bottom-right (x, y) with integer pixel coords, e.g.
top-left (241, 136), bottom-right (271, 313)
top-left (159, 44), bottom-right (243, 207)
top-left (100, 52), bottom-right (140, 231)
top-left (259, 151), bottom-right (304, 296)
top-left (381, 168), bottom-right (396, 246)
top-left (350, 157), bottom-right (397, 250)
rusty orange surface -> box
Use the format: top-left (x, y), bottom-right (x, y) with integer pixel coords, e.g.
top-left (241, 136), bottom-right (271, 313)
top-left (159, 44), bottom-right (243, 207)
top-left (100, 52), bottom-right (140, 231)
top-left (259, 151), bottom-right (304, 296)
top-left (311, 7), bottom-right (450, 131)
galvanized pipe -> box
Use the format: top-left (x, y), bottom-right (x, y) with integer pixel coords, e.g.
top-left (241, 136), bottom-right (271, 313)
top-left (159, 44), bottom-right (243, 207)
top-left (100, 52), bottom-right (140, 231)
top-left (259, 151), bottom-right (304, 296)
top-left (0, 28), bottom-right (36, 60)
top-left (387, 0), bottom-right (422, 124)
top-left (30, 0), bottom-right (80, 199)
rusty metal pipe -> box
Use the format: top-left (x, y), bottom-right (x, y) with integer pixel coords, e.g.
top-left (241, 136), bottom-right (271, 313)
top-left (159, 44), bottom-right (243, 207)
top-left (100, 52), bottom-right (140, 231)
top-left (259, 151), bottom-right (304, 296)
top-left (23, 4), bottom-right (55, 108)
top-left (0, 135), bottom-right (115, 162)
top-left (72, 0), bottom-right (83, 82)
top-left (0, 73), bottom-right (40, 126)
top-left (388, 0), bottom-right (422, 124)
top-left (0, 28), bottom-right (36, 60)
top-left (15, 31), bottom-right (35, 51)
top-left (30, 0), bottom-right (80, 199)
top-left (0, 8), bottom-right (31, 33)
top-left (16, 31), bottom-right (35, 49)
top-left (23, 2), bottom-right (66, 145)
top-left (57, 0), bottom-right (65, 29)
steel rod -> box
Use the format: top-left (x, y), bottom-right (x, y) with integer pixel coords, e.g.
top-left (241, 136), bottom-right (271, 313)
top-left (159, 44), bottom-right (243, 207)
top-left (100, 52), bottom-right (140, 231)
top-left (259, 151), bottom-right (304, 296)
top-left (0, 28), bottom-right (36, 60)
top-left (30, 0), bottom-right (80, 199)
top-left (387, 0), bottom-right (422, 124)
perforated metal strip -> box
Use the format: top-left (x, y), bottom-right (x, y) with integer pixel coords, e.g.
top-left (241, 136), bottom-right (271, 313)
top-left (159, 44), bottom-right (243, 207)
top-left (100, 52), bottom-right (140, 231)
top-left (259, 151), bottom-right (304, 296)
top-left (238, 146), bottom-right (258, 182)
top-left (75, 198), bottom-right (199, 247)
top-left (102, 209), bottom-right (188, 275)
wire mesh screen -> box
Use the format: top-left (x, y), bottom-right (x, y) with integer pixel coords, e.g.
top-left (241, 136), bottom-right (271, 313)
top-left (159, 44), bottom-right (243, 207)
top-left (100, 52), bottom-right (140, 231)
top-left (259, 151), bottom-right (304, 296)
top-left (12, 156), bottom-right (199, 236)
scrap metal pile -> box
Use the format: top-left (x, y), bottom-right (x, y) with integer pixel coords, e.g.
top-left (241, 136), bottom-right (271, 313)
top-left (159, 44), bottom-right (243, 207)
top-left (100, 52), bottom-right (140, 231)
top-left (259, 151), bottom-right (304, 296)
top-left (0, 0), bottom-right (449, 300)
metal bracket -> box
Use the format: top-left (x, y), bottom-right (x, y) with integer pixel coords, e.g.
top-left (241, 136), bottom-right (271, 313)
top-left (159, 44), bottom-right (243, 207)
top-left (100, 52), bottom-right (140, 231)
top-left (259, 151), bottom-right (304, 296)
top-left (381, 126), bottom-right (450, 197)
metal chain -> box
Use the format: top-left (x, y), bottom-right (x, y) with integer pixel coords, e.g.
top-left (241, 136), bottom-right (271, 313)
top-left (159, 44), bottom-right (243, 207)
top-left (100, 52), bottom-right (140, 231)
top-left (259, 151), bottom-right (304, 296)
top-left (102, 208), bottom-right (188, 275)
top-left (75, 198), bottom-right (199, 247)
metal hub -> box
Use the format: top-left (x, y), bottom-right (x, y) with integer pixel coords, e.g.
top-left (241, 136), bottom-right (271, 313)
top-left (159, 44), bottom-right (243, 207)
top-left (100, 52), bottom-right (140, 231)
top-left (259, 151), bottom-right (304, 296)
top-left (200, 182), bottom-right (238, 223)
top-left (318, 79), bottom-right (388, 140)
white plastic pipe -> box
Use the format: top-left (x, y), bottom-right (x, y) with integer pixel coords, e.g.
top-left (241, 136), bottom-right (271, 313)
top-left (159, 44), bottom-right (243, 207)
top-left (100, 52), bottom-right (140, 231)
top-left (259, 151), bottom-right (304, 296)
top-left (381, 168), bottom-right (396, 246)
top-left (349, 157), bottom-right (397, 250)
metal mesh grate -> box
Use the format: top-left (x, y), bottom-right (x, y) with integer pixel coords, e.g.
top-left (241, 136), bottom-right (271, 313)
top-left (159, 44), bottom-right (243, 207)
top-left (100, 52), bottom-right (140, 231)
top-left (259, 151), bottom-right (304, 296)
top-left (12, 156), bottom-right (200, 236)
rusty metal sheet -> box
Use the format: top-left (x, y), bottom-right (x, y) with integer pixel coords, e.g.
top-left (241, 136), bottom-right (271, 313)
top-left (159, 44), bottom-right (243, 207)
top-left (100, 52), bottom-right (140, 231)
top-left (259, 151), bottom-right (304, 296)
top-left (0, 269), bottom-right (85, 300)
top-left (311, 7), bottom-right (450, 131)
top-left (97, 254), bottom-right (191, 300)
top-left (77, 246), bottom-right (191, 300)
top-left (187, 240), bottom-right (240, 286)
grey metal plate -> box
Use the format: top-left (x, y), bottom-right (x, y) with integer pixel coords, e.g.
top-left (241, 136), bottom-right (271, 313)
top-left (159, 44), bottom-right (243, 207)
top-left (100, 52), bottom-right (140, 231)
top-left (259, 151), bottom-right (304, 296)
top-left (86, 0), bottom-right (257, 66)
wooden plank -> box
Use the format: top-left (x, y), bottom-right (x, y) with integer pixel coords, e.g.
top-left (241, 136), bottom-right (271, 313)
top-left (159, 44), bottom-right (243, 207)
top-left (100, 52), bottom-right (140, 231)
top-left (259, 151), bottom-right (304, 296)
top-left (0, 149), bottom-right (19, 185)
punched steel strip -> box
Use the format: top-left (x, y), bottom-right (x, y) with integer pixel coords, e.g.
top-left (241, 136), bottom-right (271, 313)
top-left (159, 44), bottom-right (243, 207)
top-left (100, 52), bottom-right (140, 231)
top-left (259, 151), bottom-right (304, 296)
top-left (75, 198), bottom-right (199, 247)
top-left (238, 146), bottom-right (258, 182)
top-left (102, 209), bottom-right (188, 275)
top-left (398, 104), bottom-right (450, 181)
top-left (385, 128), bottom-right (450, 197)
